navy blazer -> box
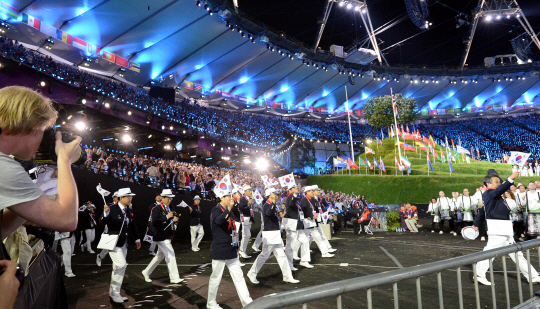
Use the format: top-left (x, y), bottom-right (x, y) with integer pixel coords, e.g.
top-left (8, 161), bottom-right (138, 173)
top-left (151, 203), bottom-right (175, 241)
top-left (189, 203), bottom-right (202, 226)
top-left (100, 203), bottom-right (140, 248)
top-left (239, 195), bottom-right (255, 224)
top-left (474, 178), bottom-right (513, 228)
top-left (285, 194), bottom-right (304, 230)
top-left (210, 204), bottom-right (238, 260)
top-left (301, 197), bottom-right (315, 229)
top-left (262, 200), bottom-right (280, 231)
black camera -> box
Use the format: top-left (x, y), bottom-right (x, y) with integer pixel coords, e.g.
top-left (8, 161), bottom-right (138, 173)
top-left (0, 263), bottom-right (24, 290)
top-left (33, 127), bottom-right (86, 165)
top-left (25, 226), bottom-right (55, 247)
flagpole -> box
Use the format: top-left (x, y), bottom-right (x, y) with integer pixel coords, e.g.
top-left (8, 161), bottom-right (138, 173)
top-left (427, 149), bottom-right (430, 176)
top-left (345, 86), bottom-right (354, 176)
top-left (391, 89), bottom-right (404, 174)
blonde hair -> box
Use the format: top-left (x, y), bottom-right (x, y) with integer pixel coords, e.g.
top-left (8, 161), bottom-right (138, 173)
top-left (0, 86), bottom-right (57, 135)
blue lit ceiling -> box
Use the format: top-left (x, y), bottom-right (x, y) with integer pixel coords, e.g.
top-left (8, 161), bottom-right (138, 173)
top-left (6, 0), bottom-right (540, 112)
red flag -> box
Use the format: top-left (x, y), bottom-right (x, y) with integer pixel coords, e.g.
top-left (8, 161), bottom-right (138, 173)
top-left (348, 158), bottom-right (359, 169)
top-left (395, 156), bottom-right (399, 166)
top-left (116, 56), bottom-right (129, 68)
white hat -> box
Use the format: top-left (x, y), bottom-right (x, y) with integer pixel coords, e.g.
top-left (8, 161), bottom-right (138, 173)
top-left (88, 203), bottom-right (96, 209)
top-left (112, 191), bottom-right (118, 197)
top-left (242, 185), bottom-right (252, 192)
top-left (215, 189), bottom-right (232, 198)
top-left (160, 189), bottom-right (175, 197)
top-left (265, 188), bottom-right (277, 197)
top-left (116, 188), bottom-right (136, 197)
top-left (193, 195), bottom-right (201, 200)
top-left (304, 185), bottom-right (316, 192)
top-left (461, 226), bottom-right (479, 240)
top-left (287, 183), bottom-right (297, 190)
top-left (311, 185), bottom-right (319, 190)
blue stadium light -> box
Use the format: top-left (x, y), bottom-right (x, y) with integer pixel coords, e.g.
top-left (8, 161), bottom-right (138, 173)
top-left (280, 86), bottom-right (289, 92)
top-left (103, 138), bottom-right (113, 141)
top-left (240, 77), bottom-right (248, 84)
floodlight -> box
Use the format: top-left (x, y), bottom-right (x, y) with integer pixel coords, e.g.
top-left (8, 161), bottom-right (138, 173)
top-left (256, 158), bottom-right (268, 170)
top-left (123, 134), bottom-right (131, 142)
top-left (75, 122), bottom-right (85, 131)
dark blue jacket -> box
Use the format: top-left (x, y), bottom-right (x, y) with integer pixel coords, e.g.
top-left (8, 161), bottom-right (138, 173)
top-left (210, 204), bottom-right (238, 260)
top-left (300, 197), bottom-right (315, 229)
top-left (285, 194), bottom-right (303, 230)
top-left (189, 203), bottom-right (201, 226)
top-left (474, 178), bottom-right (513, 228)
top-left (263, 200), bottom-right (280, 231)
top-left (151, 203), bottom-right (175, 241)
top-left (99, 203), bottom-right (140, 248)
top-left (239, 195), bottom-right (255, 223)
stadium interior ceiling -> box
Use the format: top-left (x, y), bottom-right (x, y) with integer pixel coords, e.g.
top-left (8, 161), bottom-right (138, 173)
top-left (4, 0), bottom-right (540, 116)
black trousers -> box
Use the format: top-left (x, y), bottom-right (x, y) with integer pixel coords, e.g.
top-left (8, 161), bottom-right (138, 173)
top-left (440, 218), bottom-right (454, 233)
top-left (431, 217), bottom-right (441, 231)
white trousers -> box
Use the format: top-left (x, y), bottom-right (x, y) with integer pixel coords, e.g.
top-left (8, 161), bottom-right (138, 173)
top-left (248, 242), bottom-right (294, 281)
top-left (240, 222), bottom-right (251, 252)
top-left (285, 230), bottom-right (310, 265)
top-left (316, 225), bottom-right (332, 249)
top-left (477, 235), bottom-right (539, 279)
top-left (190, 224), bottom-right (204, 249)
top-left (207, 258), bottom-right (253, 309)
top-left (253, 214), bottom-right (264, 250)
top-left (109, 243), bottom-right (128, 296)
top-left (99, 248), bottom-right (109, 259)
top-left (60, 235), bottom-right (74, 274)
top-left (143, 239), bottom-right (180, 281)
top-left (149, 241), bottom-right (157, 253)
top-left (84, 229), bottom-right (95, 252)
top-left (310, 227), bottom-right (329, 255)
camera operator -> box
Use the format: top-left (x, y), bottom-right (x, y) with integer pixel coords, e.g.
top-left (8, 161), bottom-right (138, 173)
top-left (0, 86), bottom-right (82, 240)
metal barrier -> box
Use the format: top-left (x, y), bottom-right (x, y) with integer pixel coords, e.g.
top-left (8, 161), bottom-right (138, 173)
top-left (244, 239), bottom-right (540, 309)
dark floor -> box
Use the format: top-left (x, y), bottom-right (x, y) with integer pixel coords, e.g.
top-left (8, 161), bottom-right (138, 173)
top-left (63, 219), bottom-right (540, 308)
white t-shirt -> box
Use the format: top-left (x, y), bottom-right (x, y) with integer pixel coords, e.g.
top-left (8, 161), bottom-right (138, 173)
top-left (0, 152), bottom-right (43, 210)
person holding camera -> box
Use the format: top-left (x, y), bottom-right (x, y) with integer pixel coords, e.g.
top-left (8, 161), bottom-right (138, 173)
top-left (100, 188), bottom-right (141, 303)
top-left (141, 189), bottom-right (183, 284)
top-left (0, 259), bottom-right (21, 309)
top-left (0, 85), bottom-right (82, 242)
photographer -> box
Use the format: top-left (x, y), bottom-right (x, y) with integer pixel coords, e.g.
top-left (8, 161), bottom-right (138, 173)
top-left (0, 86), bottom-right (82, 240)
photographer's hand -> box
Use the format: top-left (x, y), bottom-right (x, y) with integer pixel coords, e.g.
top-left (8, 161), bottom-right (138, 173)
top-left (54, 131), bottom-right (82, 164)
top-left (0, 260), bottom-right (20, 309)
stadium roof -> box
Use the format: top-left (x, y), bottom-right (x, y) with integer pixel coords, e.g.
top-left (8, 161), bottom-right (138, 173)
top-left (4, 0), bottom-right (540, 113)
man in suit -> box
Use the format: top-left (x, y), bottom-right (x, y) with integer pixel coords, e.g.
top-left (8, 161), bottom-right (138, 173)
top-left (147, 193), bottom-right (162, 256)
top-left (207, 186), bottom-right (252, 309)
top-left (247, 188), bottom-right (299, 285)
top-left (96, 192), bottom-right (118, 267)
top-left (142, 189), bottom-right (183, 284)
top-left (284, 184), bottom-right (305, 270)
top-left (238, 185), bottom-right (254, 259)
top-left (189, 195), bottom-right (204, 252)
top-left (100, 188), bottom-right (141, 303)
top-left (473, 170), bottom-right (540, 286)
top-left (81, 203), bottom-right (97, 254)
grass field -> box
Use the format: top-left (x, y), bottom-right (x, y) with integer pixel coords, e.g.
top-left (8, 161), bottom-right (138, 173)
top-left (306, 138), bottom-right (537, 203)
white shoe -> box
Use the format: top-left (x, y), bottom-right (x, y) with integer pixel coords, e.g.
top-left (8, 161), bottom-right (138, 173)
top-left (192, 247), bottom-right (198, 252)
top-left (142, 270), bottom-right (152, 283)
top-left (322, 253), bottom-right (335, 258)
top-left (239, 251), bottom-right (252, 259)
top-left (88, 250), bottom-right (95, 254)
top-left (71, 253), bottom-right (76, 256)
top-left (252, 246), bottom-right (261, 252)
top-left (439, 231), bottom-right (443, 235)
top-left (300, 261), bottom-right (314, 268)
top-left (284, 278), bottom-right (300, 284)
top-left (431, 230), bottom-right (434, 233)
top-left (476, 276), bottom-right (491, 286)
top-left (528, 276), bottom-right (540, 284)
top-left (109, 293), bottom-right (125, 303)
top-left (65, 272), bottom-right (75, 277)
top-left (171, 278), bottom-right (184, 284)
top-left (328, 248), bottom-right (337, 253)
top-left (149, 251), bottom-right (157, 256)
top-left (247, 272), bottom-right (259, 284)
top-left (291, 266), bottom-right (298, 271)
top-left (293, 256), bottom-right (301, 261)
top-left (481, 236), bottom-right (486, 242)
top-left (96, 255), bottom-right (102, 267)
top-left (122, 297), bottom-right (128, 301)
top-left (195, 247), bottom-right (200, 251)
top-left (358, 230), bottom-right (362, 234)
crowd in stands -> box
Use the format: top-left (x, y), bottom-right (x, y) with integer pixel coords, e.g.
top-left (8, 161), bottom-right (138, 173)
top-left (2, 36), bottom-right (540, 161)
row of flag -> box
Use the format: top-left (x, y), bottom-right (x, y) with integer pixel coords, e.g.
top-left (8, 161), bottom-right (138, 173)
top-left (6, 7), bottom-right (142, 73)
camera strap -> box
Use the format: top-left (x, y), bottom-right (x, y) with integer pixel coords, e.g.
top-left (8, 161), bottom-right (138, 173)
top-left (0, 209), bottom-right (6, 260)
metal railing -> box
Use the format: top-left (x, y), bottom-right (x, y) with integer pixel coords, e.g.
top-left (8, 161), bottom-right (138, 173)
top-left (245, 238), bottom-right (540, 309)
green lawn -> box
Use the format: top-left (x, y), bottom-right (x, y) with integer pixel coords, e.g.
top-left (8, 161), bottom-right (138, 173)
top-left (307, 138), bottom-right (537, 203)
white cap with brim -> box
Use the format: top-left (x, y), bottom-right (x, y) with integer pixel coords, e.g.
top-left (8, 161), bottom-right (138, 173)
top-left (116, 188), bottom-right (136, 197)
top-left (242, 185), bottom-right (252, 192)
top-left (287, 183), bottom-right (297, 190)
top-left (265, 188), bottom-right (277, 197)
top-left (160, 189), bottom-right (175, 197)
top-left (112, 191), bottom-right (119, 198)
top-left (304, 185), bottom-right (316, 192)
top-left (461, 226), bottom-right (479, 240)
top-left (193, 195), bottom-right (201, 200)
